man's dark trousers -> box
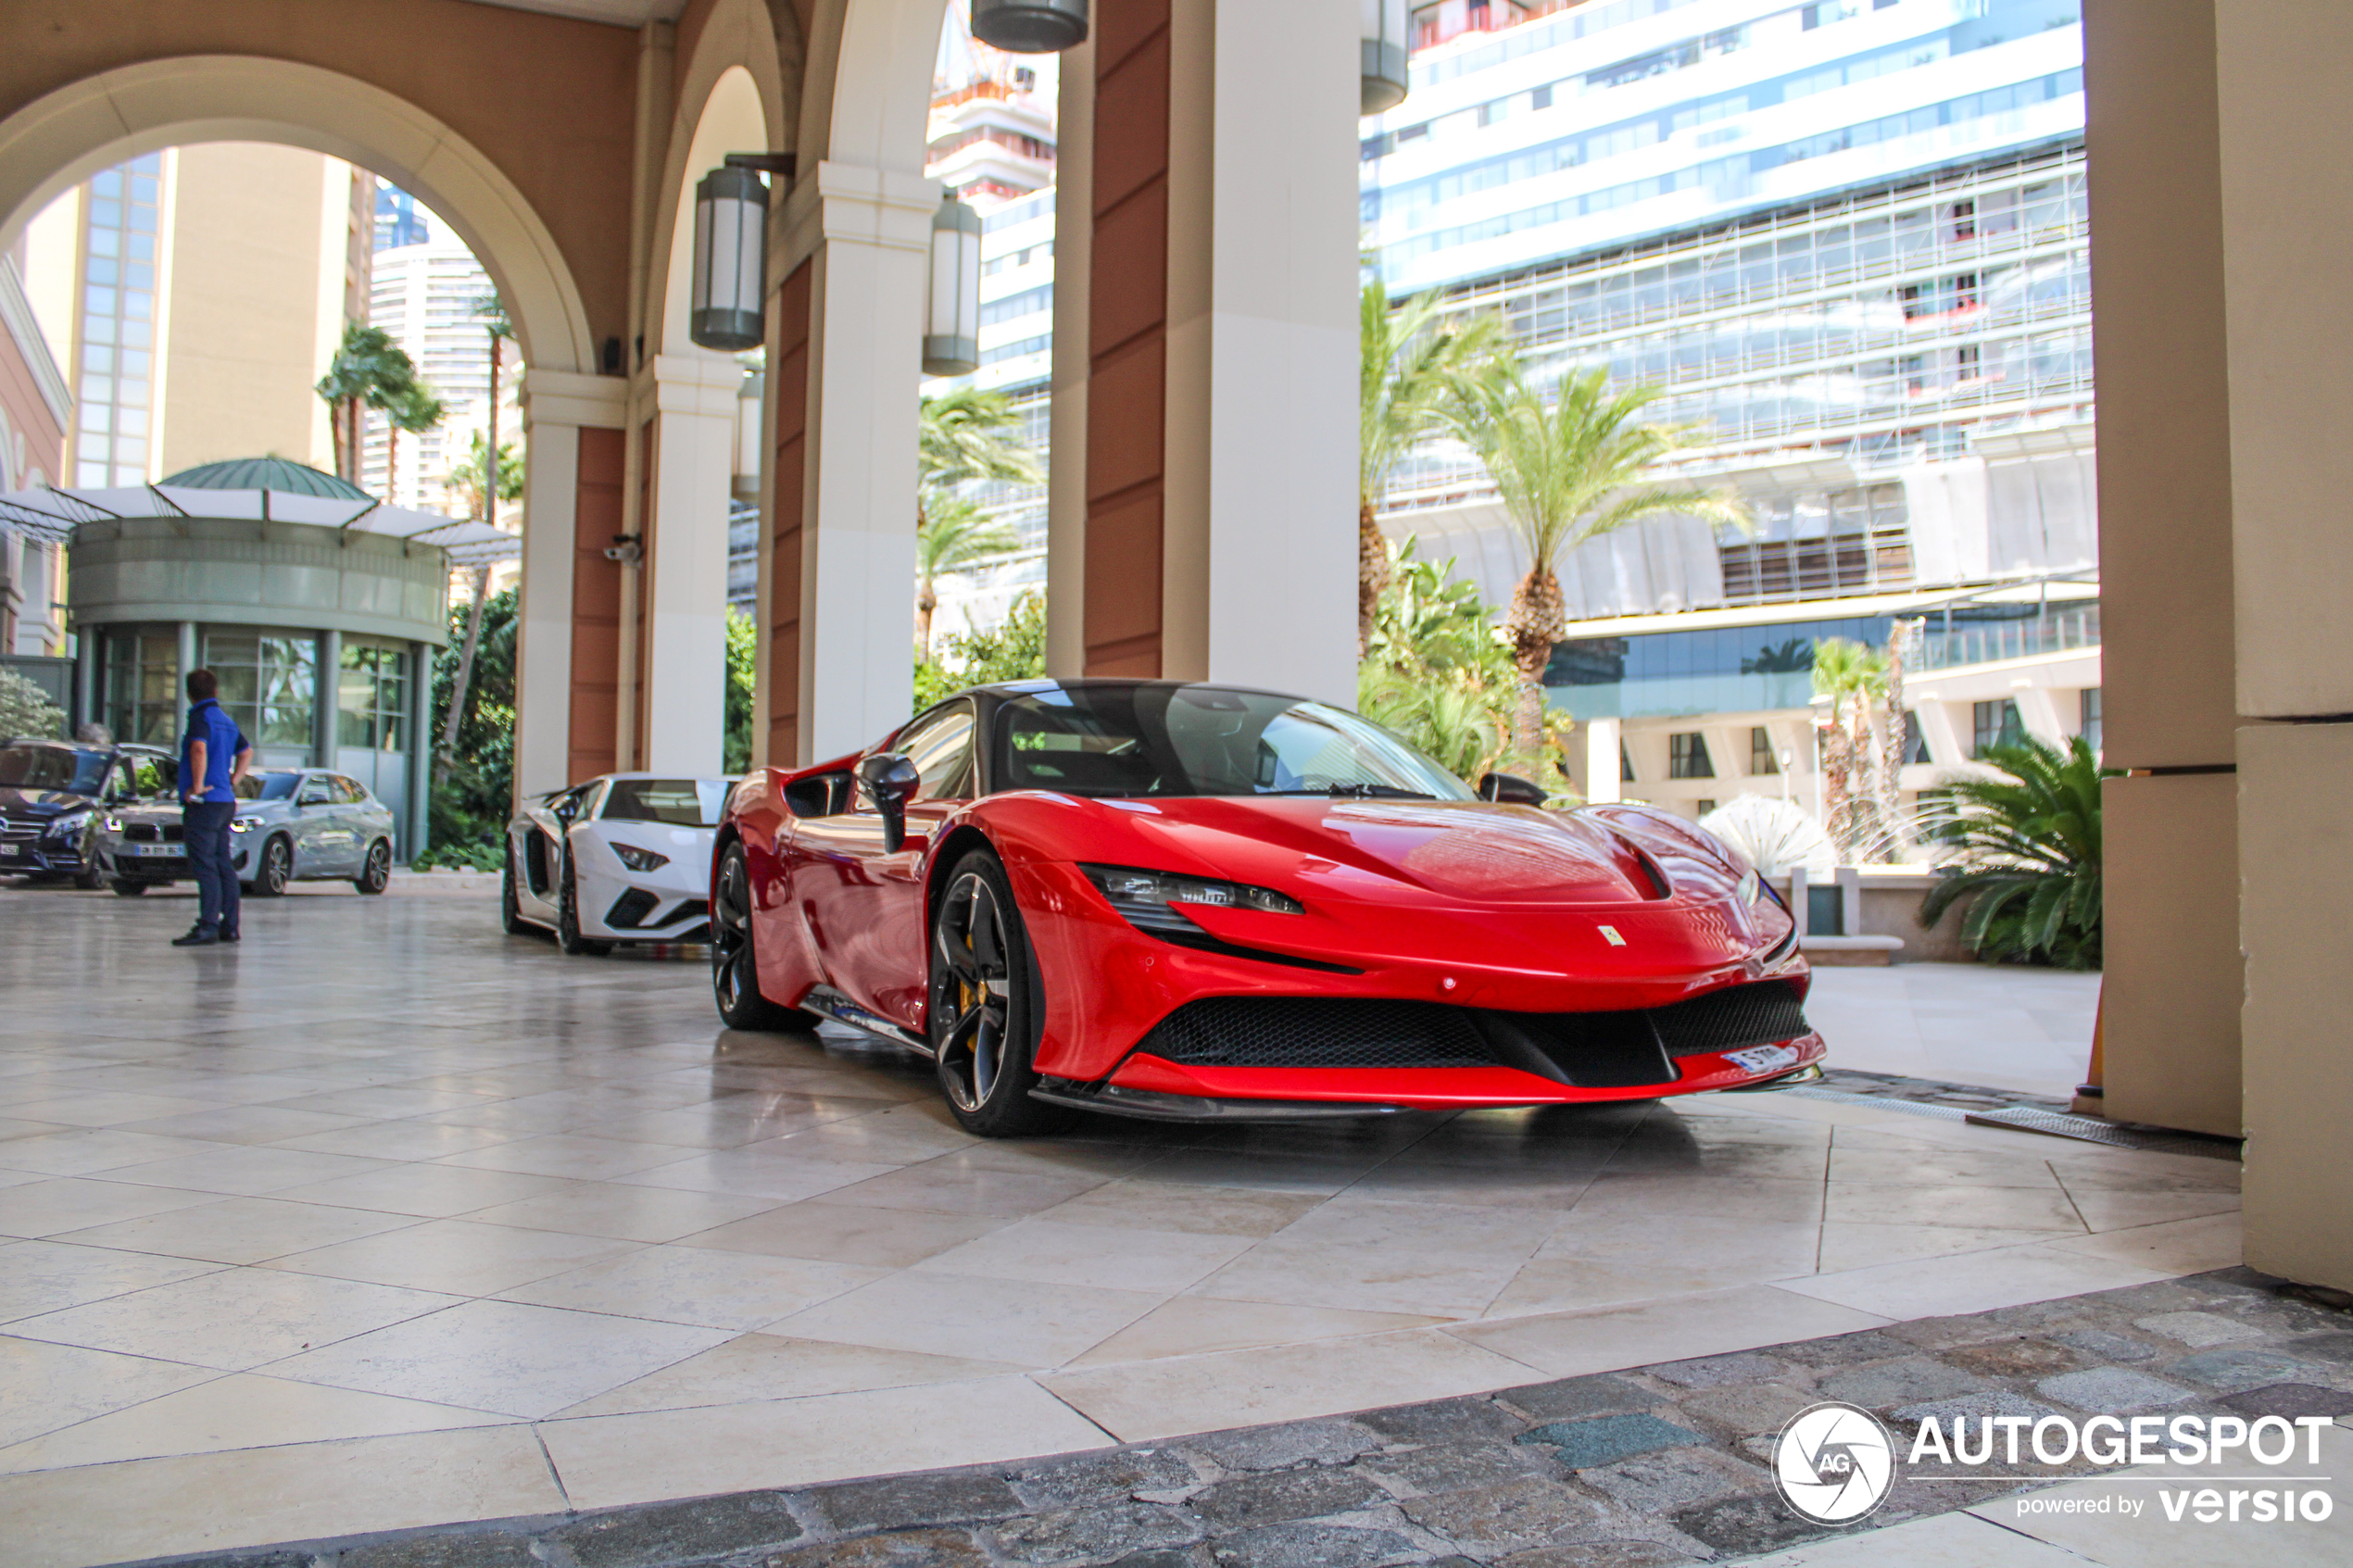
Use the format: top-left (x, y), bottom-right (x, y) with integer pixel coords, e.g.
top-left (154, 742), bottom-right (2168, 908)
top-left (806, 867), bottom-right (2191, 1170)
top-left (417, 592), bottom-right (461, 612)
top-left (184, 801), bottom-right (239, 935)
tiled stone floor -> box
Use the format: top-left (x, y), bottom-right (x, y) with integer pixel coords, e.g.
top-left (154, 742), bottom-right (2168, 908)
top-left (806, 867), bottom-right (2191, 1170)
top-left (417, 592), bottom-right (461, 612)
top-left (0, 884), bottom-right (2238, 1567)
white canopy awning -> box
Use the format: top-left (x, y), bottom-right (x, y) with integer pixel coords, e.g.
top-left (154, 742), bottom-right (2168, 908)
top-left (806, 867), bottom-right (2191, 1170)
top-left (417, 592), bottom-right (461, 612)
top-left (0, 483), bottom-right (522, 567)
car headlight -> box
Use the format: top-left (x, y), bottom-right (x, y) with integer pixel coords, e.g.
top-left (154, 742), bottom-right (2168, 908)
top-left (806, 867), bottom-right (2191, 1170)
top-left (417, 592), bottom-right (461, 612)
top-left (1737, 869), bottom-right (1761, 906)
top-left (612, 843), bottom-right (669, 872)
top-left (1079, 863), bottom-right (1303, 935)
top-left (101, 814), bottom-right (124, 834)
top-left (230, 816), bottom-right (258, 834)
top-left (47, 810), bottom-right (91, 838)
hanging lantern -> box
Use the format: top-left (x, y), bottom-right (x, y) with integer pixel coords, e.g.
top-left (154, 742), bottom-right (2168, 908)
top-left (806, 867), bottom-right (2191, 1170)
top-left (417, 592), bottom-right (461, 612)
top-left (972, 0), bottom-right (1088, 52)
top-left (1362, 0), bottom-right (1410, 115)
top-left (924, 194), bottom-right (984, 377)
top-left (689, 165), bottom-right (769, 351)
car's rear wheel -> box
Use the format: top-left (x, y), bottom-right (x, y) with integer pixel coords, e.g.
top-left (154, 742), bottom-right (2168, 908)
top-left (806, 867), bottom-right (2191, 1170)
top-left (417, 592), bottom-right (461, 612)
top-left (73, 862), bottom-right (105, 891)
top-left (354, 839), bottom-right (391, 894)
top-left (556, 849), bottom-right (611, 956)
top-left (252, 835), bottom-right (292, 897)
top-left (929, 848), bottom-right (1071, 1138)
top-left (501, 842), bottom-right (526, 934)
top-left (711, 842), bottom-right (818, 1031)
top-left (109, 880), bottom-right (148, 897)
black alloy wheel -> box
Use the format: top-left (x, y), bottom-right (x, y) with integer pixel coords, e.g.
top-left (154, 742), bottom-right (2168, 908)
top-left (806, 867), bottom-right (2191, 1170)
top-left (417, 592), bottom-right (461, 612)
top-left (556, 849), bottom-right (611, 956)
top-left (354, 840), bottom-right (392, 895)
top-left (73, 860), bottom-right (106, 891)
top-left (711, 842), bottom-right (817, 1030)
top-left (252, 835), bottom-right (293, 897)
top-left (928, 848), bottom-right (1071, 1137)
top-left (109, 880), bottom-right (148, 897)
top-left (500, 842), bottom-right (526, 934)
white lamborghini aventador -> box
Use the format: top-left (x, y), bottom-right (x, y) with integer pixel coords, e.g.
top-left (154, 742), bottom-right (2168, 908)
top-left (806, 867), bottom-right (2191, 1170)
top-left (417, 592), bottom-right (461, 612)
top-left (502, 773), bottom-right (734, 955)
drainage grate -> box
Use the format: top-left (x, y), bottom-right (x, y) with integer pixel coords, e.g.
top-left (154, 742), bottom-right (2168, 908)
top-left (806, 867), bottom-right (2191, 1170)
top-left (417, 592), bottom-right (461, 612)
top-left (1779, 1085), bottom-right (1970, 1122)
top-left (1778, 1086), bottom-right (2239, 1159)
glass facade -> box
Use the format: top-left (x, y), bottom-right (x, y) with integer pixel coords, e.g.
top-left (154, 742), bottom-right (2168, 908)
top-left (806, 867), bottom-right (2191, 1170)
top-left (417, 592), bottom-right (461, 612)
top-left (1668, 732), bottom-right (1715, 779)
top-left (74, 155), bottom-right (163, 488)
top-left (337, 642), bottom-right (412, 750)
top-left (103, 628), bottom-right (180, 746)
top-left (202, 630), bottom-right (318, 760)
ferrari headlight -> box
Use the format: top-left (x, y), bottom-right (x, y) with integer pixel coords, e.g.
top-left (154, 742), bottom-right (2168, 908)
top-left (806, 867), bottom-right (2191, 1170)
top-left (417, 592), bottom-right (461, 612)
top-left (612, 843), bottom-right (670, 872)
top-left (1079, 863), bottom-right (1302, 935)
top-left (1737, 869), bottom-right (1761, 906)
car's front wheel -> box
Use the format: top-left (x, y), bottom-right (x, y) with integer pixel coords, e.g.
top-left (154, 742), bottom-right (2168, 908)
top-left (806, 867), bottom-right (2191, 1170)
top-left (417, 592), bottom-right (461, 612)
top-left (928, 848), bottom-right (1071, 1138)
top-left (500, 842), bottom-right (526, 934)
top-left (711, 842), bottom-right (818, 1031)
top-left (109, 880), bottom-right (148, 897)
top-left (556, 849), bottom-right (611, 956)
top-left (251, 835), bottom-right (292, 897)
top-left (354, 839), bottom-right (391, 895)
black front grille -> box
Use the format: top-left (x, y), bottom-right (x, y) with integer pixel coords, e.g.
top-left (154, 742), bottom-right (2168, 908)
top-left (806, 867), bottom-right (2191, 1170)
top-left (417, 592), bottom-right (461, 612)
top-left (162, 822), bottom-right (183, 844)
top-left (1127, 980), bottom-right (1809, 1084)
top-left (1651, 982), bottom-right (1810, 1059)
top-left (1138, 997), bottom-right (1496, 1071)
top-left (606, 887), bottom-right (661, 929)
top-left (125, 823), bottom-right (158, 843)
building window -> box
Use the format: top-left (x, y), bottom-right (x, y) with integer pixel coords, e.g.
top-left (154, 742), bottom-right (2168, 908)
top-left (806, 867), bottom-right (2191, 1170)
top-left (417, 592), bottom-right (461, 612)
top-left (338, 642), bottom-right (412, 751)
top-left (2080, 687), bottom-right (2102, 751)
top-left (104, 627), bottom-right (179, 746)
top-left (1972, 699), bottom-right (2023, 758)
top-left (1902, 709), bottom-right (1931, 765)
top-left (1620, 742), bottom-right (1636, 783)
top-left (1668, 732), bottom-right (1715, 779)
top-left (1717, 483), bottom-right (1913, 607)
top-left (201, 631), bottom-right (318, 760)
top-left (1749, 725), bottom-right (1778, 775)
top-left (1695, 798), bottom-right (1717, 817)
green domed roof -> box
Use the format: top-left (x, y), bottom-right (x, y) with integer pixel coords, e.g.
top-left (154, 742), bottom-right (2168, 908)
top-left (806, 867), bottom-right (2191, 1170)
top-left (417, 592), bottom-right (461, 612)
top-left (158, 458), bottom-right (371, 500)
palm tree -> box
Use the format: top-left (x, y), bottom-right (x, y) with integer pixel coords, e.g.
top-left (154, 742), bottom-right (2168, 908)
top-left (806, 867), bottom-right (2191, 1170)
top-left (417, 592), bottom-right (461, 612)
top-left (914, 491), bottom-right (1022, 659)
top-left (472, 295), bottom-right (515, 527)
top-left (1446, 360), bottom-right (1746, 762)
top-left (1359, 278), bottom-right (1499, 654)
top-left (443, 431), bottom-right (523, 524)
top-left (315, 323), bottom-right (421, 483)
top-left (919, 386), bottom-right (1042, 500)
top-left (1919, 734), bottom-right (2116, 968)
top-left (1810, 636), bottom-right (1886, 858)
top-left (384, 383), bottom-right (446, 504)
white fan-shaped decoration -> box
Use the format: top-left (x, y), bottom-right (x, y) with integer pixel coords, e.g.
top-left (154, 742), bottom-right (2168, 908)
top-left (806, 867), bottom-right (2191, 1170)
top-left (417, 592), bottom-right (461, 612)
top-left (1699, 794), bottom-right (1838, 875)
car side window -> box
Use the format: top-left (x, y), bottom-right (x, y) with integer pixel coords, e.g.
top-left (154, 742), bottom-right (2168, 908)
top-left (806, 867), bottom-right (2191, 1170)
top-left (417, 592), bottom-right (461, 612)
top-left (334, 776), bottom-right (370, 805)
top-left (890, 701), bottom-right (976, 802)
top-left (296, 774), bottom-right (333, 806)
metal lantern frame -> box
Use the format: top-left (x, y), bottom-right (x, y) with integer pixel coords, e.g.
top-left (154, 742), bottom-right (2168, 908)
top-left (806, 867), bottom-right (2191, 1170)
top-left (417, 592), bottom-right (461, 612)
top-left (924, 194), bottom-right (985, 378)
top-left (1362, 0), bottom-right (1410, 116)
top-left (688, 164), bottom-right (770, 352)
top-left (972, 0), bottom-right (1089, 54)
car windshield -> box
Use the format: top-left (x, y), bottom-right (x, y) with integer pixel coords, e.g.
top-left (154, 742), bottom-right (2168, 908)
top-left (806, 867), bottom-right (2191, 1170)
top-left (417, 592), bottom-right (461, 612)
top-left (236, 772), bottom-right (300, 802)
top-left (994, 686), bottom-right (1477, 800)
top-left (0, 746), bottom-right (109, 796)
top-left (602, 778), bottom-right (728, 826)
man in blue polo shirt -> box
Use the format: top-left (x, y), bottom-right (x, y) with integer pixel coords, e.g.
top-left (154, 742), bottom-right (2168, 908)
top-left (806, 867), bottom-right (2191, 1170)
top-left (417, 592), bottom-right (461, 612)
top-left (175, 669), bottom-right (253, 947)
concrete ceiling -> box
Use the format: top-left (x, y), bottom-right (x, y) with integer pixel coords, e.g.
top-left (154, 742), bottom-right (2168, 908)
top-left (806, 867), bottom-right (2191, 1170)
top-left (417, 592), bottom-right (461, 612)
top-left (460, 0), bottom-right (690, 27)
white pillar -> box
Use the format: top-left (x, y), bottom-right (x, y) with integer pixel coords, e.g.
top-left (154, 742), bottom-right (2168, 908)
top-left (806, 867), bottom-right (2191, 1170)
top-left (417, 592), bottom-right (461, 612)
top-left (783, 161), bottom-right (936, 764)
top-left (643, 353), bottom-right (739, 776)
top-left (1582, 717), bottom-right (1622, 804)
top-left (515, 370), bottom-right (625, 800)
top-left (1168, 0), bottom-right (1359, 708)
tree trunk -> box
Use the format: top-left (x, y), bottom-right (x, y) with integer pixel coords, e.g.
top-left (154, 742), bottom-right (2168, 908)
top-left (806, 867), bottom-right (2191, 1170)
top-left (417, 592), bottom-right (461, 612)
top-left (386, 420), bottom-right (399, 501)
top-left (915, 583), bottom-right (937, 662)
top-left (1819, 717), bottom-right (1852, 851)
top-left (484, 328), bottom-right (500, 527)
top-left (1505, 567), bottom-right (1566, 765)
top-left (1358, 496), bottom-right (1389, 658)
top-left (438, 566), bottom-right (494, 775)
top-left (1875, 619), bottom-right (1915, 862)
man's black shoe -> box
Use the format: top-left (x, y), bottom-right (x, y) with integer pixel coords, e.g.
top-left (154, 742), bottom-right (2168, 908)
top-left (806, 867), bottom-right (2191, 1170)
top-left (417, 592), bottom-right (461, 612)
top-left (219, 928), bottom-right (241, 944)
top-left (171, 925), bottom-right (220, 947)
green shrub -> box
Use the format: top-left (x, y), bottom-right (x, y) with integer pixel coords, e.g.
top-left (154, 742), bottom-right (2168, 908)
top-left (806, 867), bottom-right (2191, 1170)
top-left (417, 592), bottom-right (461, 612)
top-left (1919, 734), bottom-right (2117, 969)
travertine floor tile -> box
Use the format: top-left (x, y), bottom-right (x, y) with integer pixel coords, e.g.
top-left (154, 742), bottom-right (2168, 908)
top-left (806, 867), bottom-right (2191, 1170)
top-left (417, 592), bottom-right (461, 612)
top-left (769, 1269), bottom-right (1163, 1366)
top-left (0, 1336), bottom-right (220, 1449)
top-left (557, 1333), bottom-right (1022, 1416)
top-left (261, 1218), bottom-right (639, 1296)
top-left (52, 1195), bottom-right (417, 1265)
top-left (6, 1267), bottom-right (460, 1371)
top-left (496, 1245), bottom-right (883, 1329)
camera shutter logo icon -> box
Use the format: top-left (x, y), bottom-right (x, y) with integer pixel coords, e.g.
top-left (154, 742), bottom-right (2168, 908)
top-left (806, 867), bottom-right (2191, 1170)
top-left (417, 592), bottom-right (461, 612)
top-left (1775, 1402), bottom-right (1895, 1525)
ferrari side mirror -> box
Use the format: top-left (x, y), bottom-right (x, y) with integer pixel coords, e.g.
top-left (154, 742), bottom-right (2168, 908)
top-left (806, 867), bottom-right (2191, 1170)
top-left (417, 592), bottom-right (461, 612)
top-left (857, 752), bottom-right (923, 852)
top-left (1478, 771), bottom-right (1548, 806)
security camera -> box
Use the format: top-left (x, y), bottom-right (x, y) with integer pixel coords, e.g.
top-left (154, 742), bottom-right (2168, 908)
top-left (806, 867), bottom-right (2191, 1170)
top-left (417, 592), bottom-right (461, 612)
top-left (603, 535), bottom-right (643, 565)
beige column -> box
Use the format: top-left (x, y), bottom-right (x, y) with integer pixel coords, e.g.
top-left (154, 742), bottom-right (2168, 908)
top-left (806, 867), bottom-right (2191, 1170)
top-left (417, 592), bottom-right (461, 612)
top-left (515, 369), bottom-right (627, 798)
top-left (773, 160), bottom-right (936, 764)
top-left (2214, 4), bottom-right (2353, 1292)
top-left (1580, 718), bottom-right (1622, 806)
top-left (638, 353), bottom-right (740, 775)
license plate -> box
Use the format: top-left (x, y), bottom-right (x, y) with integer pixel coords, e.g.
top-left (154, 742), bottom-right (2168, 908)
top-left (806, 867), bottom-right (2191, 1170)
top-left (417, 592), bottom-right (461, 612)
top-left (124, 844), bottom-right (182, 859)
top-left (0, 843), bottom-right (18, 857)
top-left (1725, 1044), bottom-right (1800, 1075)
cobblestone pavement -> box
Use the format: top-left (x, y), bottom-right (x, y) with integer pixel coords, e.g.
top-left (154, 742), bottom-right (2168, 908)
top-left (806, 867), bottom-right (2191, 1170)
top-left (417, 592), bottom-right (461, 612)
top-left (131, 1266), bottom-right (2351, 1568)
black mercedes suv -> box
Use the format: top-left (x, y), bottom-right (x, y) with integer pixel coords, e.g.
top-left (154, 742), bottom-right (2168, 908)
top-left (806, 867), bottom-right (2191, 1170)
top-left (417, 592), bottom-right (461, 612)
top-left (0, 739), bottom-right (175, 887)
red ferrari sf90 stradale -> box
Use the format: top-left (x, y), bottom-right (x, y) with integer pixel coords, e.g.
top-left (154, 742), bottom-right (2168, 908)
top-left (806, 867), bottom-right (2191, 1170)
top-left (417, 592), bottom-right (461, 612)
top-left (711, 680), bottom-right (1824, 1136)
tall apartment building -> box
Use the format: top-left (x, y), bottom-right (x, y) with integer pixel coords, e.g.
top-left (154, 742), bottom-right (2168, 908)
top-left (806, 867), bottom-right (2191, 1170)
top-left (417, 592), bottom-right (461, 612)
top-left (0, 245), bottom-right (69, 660)
top-left (360, 202), bottom-right (514, 519)
top-left (1363, 0), bottom-right (2095, 819)
top-left (26, 145), bottom-right (371, 490)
